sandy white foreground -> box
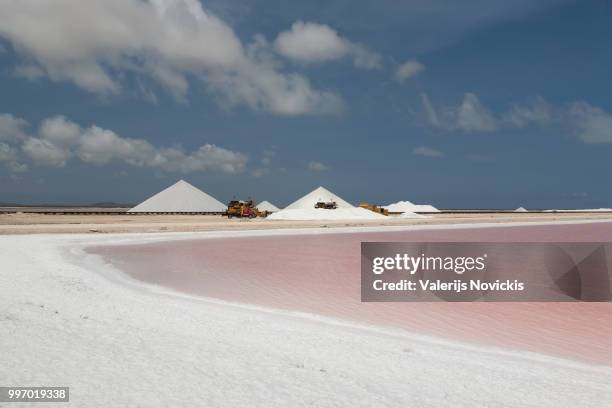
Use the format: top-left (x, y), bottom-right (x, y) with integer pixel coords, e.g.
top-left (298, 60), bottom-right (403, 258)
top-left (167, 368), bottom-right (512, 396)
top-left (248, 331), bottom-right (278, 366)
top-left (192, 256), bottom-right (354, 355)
top-left (268, 207), bottom-right (387, 220)
top-left (1, 229), bottom-right (612, 407)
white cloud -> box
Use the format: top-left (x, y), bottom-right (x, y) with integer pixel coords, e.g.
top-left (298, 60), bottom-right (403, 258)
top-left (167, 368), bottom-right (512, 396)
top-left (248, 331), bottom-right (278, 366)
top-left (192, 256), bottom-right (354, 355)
top-left (350, 44), bottom-right (384, 70)
top-left (413, 146), bottom-right (443, 158)
top-left (420, 93), bottom-right (612, 145)
top-left (275, 22), bottom-right (346, 63)
top-left (0, 142), bottom-right (27, 172)
top-left (0, 143), bottom-right (14, 162)
top-left (208, 58), bottom-right (345, 115)
top-left (39, 116), bottom-right (81, 147)
top-left (1, 113), bottom-right (247, 174)
top-left (456, 93), bottom-right (497, 132)
top-left (77, 126), bottom-right (247, 174)
top-left (177, 144), bottom-right (247, 174)
top-left (22, 137), bottom-right (72, 167)
top-left (567, 101), bottom-right (612, 144)
top-left (274, 21), bottom-right (382, 70)
top-left (503, 96), bottom-right (553, 128)
top-left (421, 93), bottom-right (497, 132)
top-left (420, 94), bottom-right (441, 128)
top-left (22, 115), bottom-right (85, 167)
top-left (394, 60), bottom-right (425, 82)
top-left (77, 126), bottom-right (155, 166)
top-left (307, 161), bottom-right (329, 171)
top-left (0, 113), bottom-right (29, 142)
top-left (0, 0), bottom-right (343, 115)
top-left (423, 93), bottom-right (557, 134)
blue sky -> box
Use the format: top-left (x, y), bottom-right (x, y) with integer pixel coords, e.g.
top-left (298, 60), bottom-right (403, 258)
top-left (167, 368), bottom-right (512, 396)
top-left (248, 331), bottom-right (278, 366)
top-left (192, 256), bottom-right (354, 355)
top-left (0, 0), bottom-right (611, 209)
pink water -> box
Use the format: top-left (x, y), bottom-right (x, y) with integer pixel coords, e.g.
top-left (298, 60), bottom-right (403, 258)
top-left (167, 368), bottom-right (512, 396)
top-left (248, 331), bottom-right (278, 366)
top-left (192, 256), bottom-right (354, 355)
top-left (91, 222), bottom-right (612, 365)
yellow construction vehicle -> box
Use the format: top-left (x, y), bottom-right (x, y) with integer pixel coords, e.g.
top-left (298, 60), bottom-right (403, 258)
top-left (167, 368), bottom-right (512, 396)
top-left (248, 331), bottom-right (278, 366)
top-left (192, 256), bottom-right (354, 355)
top-left (226, 200), bottom-right (263, 218)
top-left (359, 202), bottom-right (389, 216)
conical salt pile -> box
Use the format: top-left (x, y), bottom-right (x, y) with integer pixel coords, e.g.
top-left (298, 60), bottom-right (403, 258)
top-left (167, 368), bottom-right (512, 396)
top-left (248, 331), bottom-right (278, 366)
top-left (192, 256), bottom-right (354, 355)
top-left (257, 201), bottom-right (280, 212)
top-left (285, 186), bottom-right (354, 210)
top-left (268, 186), bottom-right (385, 220)
top-left (129, 180), bottom-right (225, 213)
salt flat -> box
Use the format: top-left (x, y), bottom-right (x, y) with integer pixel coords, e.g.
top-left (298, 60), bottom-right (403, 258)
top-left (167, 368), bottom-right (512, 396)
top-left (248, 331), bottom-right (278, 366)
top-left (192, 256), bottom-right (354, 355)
top-left (93, 221), bottom-right (612, 365)
top-left (1, 225), bottom-right (612, 407)
top-left (2, 211), bottom-right (612, 234)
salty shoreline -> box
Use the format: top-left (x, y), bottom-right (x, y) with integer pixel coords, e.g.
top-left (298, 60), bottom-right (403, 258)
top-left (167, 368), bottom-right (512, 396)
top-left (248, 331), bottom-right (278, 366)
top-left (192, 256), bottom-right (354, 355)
top-left (90, 220), bottom-right (612, 366)
top-left (3, 211), bottom-right (612, 234)
top-left (2, 225), bottom-right (612, 406)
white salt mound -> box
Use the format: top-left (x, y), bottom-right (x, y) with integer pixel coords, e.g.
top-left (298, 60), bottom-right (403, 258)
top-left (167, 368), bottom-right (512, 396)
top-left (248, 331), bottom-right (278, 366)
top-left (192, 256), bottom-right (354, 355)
top-left (271, 186), bottom-right (414, 220)
top-left (385, 200), bottom-right (440, 213)
top-left (256, 201), bottom-right (280, 212)
top-left (129, 180), bottom-right (225, 213)
top-left (268, 207), bottom-right (386, 221)
top-left (514, 207), bottom-right (528, 212)
top-left (285, 186), bottom-right (354, 210)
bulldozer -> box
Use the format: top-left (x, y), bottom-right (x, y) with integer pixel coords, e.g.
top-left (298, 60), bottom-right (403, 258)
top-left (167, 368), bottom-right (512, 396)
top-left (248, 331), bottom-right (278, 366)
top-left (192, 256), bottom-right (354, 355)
top-left (315, 201), bottom-right (338, 209)
top-left (226, 200), bottom-right (263, 219)
top-left (359, 202), bottom-right (389, 216)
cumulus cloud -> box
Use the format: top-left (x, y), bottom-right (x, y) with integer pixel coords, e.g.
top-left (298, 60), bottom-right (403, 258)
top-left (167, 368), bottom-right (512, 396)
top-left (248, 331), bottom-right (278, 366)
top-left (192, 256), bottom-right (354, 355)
top-left (0, 113), bottom-right (247, 174)
top-left (394, 60), bottom-right (425, 82)
top-left (421, 93), bottom-right (497, 132)
top-left (208, 58), bottom-right (345, 115)
top-left (456, 93), bottom-right (498, 132)
top-left (0, 0), bottom-right (343, 115)
top-left (0, 114), bottom-right (30, 171)
top-left (567, 101), bottom-right (612, 144)
top-left (503, 96), bottom-right (553, 128)
top-left (0, 113), bottom-right (29, 142)
top-left (274, 21), bottom-right (382, 70)
top-left (413, 146), bottom-right (443, 158)
top-left (39, 116), bottom-right (81, 147)
top-left (0, 142), bottom-right (27, 172)
top-left (307, 161), bottom-right (330, 171)
top-left (422, 93), bottom-right (555, 133)
top-left (22, 137), bottom-right (72, 167)
top-left (420, 93), bottom-right (612, 145)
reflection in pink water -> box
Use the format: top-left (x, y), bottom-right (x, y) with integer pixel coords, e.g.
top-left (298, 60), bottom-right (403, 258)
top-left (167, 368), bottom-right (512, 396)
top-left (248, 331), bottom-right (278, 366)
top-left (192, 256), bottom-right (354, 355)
top-left (91, 222), bottom-right (612, 365)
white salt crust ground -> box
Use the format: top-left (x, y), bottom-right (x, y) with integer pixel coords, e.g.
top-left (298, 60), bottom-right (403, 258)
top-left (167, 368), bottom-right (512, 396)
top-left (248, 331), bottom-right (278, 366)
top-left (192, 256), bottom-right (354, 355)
top-left (1, 228), bottom-right (612, 407)
top-left (268, 207), bottom-right (388, 220)
top-left (545, 208), bottom-right (612, 212)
